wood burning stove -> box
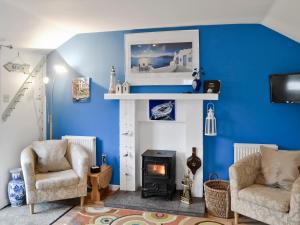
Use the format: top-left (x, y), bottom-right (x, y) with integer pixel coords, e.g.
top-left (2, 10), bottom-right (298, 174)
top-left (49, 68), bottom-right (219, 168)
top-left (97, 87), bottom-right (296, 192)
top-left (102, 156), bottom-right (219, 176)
top-left (141, 150), bottom-right (176, 199)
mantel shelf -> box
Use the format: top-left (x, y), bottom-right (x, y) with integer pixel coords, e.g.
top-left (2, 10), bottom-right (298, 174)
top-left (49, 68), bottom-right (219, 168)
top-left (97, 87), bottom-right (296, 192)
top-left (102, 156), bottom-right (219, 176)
top-left (104, 93), bottom-right (218, 101)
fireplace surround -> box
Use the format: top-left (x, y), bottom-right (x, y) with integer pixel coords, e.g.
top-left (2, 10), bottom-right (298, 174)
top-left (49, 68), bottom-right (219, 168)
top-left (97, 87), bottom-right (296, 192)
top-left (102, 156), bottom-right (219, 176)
top-left (141, 150), bottom-right (176, 199)
top-left (104, 93), bottom-right (219, 197)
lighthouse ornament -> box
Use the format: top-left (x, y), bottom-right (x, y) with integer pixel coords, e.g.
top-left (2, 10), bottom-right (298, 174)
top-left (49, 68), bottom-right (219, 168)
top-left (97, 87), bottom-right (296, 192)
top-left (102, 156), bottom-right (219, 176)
top-left (192, 68), bottom-right (201, 93)
top-left (108, 66), bottom-right (117, 94)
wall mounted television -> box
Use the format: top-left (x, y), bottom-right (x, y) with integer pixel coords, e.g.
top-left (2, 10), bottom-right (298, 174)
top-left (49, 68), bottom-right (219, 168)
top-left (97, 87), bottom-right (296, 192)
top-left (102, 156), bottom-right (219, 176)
top-left (270, 73), bottom-right (300, 103)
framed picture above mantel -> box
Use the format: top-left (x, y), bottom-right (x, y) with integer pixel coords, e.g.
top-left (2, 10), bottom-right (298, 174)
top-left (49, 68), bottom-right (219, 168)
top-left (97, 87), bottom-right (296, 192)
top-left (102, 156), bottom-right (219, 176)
top-left (125, 30), bottom-right (199, 86)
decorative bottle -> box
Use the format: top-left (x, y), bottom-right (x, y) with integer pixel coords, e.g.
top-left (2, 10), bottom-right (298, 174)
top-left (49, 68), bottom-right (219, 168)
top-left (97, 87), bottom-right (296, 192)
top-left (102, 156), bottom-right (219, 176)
top-left (192, 68), bottom-right (201, 93)
top-left (8, 168), bottom-right (25, 207)
top-left (102, 153), bottom-right (107, 165)
top-left (108, 66), bottom-right (116, 94)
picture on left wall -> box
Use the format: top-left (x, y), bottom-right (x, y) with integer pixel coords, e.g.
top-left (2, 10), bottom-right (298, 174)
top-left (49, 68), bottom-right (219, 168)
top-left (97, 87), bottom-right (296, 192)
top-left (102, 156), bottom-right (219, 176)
top-left (72, 77), bottom-right (91, 102)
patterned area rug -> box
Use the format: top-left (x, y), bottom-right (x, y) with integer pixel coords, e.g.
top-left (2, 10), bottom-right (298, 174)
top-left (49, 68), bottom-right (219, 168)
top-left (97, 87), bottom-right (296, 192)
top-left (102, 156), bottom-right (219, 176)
top-left (53, 205), bottom-right (231, 225)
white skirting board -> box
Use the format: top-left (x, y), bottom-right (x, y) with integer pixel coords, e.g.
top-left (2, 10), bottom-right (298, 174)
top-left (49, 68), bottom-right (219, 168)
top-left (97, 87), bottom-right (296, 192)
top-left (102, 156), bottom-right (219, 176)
top-left (109, 184), bottom-right (120, 191)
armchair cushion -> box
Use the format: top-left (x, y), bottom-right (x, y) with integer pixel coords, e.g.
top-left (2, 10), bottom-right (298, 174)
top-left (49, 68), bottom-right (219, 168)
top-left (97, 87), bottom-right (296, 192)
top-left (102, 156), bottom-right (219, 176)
top-left (21, 146), bottom-right (36, 192)
top-left (66, 143), bottom-right (89, 185)
top-left (239, 184), bottom-right (291, 213)
top-left (32, 140), bottom-right (71, 173)
top-left (35, 169), bottom-right (79, 190)
top-left (256, 146), bottom-right (300, 190)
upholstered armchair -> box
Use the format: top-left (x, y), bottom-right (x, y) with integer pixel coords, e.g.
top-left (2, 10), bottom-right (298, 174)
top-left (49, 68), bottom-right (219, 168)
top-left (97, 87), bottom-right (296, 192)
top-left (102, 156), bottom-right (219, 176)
top-left (229, 153), bottom-right (300, 225)
top-left (21, 143), bottom-right (89, 214)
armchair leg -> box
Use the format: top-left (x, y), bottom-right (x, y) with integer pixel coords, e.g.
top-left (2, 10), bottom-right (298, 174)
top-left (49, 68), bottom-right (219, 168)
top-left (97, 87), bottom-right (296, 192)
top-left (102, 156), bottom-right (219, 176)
top-left (80, 196), bottom-right (85, 208)
top-left (234, 212), bottom-right (239, 225)
top-left (29, 204), bottom-right (34, 214)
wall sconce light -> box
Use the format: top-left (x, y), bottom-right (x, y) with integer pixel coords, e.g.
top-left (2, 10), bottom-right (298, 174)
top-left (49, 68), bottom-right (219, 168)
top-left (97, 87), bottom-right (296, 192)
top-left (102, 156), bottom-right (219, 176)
top-left (205, 103), bottom-right (217, 136)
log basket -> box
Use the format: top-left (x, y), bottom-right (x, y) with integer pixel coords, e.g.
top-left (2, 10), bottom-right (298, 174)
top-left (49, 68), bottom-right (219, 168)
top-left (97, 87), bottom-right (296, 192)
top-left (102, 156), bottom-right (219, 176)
top-left (204, 173), bottom-right (233, 219)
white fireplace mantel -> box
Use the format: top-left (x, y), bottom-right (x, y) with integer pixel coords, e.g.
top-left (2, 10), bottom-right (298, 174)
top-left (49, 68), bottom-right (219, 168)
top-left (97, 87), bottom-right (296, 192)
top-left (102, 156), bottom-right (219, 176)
top-left (104, 93), bottom-right (218, 197)
top-left (104, 93), bottom-right (218, 101)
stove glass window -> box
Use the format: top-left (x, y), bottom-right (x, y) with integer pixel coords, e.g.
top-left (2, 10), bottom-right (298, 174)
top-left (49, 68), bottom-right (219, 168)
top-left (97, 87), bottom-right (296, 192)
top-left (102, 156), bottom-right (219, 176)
top-left (147, 164), bottom-right (166, 176)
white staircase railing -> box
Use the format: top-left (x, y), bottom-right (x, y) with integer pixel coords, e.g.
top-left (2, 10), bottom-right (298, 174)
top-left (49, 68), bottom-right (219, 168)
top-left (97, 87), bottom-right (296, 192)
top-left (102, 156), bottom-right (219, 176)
top-left (34, 59), bottom-right (47, 140)
top-left (1, 57), bottom-right (46, 122)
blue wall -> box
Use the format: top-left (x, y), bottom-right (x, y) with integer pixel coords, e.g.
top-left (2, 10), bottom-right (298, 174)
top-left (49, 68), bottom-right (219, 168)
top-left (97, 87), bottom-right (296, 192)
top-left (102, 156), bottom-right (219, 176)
top-left (47, 24), bottom-right (300, 185)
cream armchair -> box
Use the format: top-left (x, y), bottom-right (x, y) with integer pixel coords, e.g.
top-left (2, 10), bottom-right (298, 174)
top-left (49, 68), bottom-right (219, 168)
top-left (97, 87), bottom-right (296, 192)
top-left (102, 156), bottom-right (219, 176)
top-left (21, 143), bottom-right (89, 214)
top-left (229, 153), bottom-right (300, 225)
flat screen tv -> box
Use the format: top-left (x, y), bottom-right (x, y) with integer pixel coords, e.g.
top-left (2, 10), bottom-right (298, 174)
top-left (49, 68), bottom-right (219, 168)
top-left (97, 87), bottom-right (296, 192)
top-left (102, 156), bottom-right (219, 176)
top-left (270, 73), bottom-right (300, 103)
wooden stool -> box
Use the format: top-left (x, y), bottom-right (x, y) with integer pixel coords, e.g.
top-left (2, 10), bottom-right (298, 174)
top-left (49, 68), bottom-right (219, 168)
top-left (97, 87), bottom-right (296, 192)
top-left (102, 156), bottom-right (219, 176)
top-left (88, 165), bottom-right (112, 203)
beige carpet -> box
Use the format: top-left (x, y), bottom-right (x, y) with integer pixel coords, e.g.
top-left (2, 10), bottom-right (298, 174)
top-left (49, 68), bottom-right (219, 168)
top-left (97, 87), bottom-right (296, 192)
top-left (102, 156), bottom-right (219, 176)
top-left (0, 199), bottom-right (78, 225)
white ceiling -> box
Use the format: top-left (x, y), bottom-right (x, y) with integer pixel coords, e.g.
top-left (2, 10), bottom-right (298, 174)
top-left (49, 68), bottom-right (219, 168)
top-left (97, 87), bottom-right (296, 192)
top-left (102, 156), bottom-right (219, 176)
top-left (0, 0), bottom-right (299, 50)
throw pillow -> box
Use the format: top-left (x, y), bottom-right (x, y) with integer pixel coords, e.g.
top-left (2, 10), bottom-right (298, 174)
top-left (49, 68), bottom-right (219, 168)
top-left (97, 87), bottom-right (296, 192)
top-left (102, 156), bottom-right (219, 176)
top-left (32, 139), bottom-right (71, 173)
top-left (256, 145), bottom-right (300, 190)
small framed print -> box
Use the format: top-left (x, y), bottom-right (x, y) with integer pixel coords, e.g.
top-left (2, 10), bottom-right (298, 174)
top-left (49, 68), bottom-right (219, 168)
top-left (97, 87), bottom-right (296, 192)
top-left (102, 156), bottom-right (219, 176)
top-left (204, 80), bottom-right (221, 94)
top-left (72, 77), bottom-right (91, 102)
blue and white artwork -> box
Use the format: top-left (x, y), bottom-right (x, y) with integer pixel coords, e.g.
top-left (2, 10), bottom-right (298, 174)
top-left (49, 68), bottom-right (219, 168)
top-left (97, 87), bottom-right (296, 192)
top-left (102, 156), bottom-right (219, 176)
top-left (149, 100), bottom-right (176, 121)
top-left (131, 42), bottom-right (193, 73)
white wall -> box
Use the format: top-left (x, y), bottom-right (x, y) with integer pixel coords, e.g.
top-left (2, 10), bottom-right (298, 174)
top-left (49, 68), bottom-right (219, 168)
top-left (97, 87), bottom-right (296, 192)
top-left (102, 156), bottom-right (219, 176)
top-left (0, 47), bottom-right (45, 208)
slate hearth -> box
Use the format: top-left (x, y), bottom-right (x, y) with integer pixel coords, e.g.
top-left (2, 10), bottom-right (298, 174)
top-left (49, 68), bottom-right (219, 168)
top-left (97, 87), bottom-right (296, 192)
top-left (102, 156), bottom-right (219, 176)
top-left (104, 189), bottom-right (205, 217)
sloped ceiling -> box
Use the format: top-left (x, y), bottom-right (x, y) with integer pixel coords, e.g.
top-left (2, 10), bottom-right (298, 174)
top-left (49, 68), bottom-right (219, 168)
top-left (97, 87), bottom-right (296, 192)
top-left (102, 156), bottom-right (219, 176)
top-left (0, 0), bottom-right (299, 50)
top-left (262, 0), bottom-right (300, 43)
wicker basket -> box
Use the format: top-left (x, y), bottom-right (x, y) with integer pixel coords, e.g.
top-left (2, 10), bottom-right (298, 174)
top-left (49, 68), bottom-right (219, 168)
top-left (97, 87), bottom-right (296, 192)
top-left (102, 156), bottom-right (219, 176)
top-left (204, 173), bottom-right (233, 219)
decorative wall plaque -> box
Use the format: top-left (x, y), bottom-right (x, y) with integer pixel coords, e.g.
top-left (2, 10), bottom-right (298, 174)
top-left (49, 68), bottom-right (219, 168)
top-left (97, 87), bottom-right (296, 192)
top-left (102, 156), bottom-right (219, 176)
top-left (3, 62), bottom-right (30, 74)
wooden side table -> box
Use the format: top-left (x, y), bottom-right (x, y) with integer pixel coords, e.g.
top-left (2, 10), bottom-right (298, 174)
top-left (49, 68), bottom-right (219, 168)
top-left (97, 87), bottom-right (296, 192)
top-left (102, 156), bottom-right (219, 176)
top-left (88, 165), bottom-right (112, 203)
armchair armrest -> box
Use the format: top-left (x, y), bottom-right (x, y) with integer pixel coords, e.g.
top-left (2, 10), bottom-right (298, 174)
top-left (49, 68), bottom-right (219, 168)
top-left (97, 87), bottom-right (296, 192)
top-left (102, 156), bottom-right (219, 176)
top-left (20, 146), bottom-right (36, 191)
top-left (289, 176), bottom-right (300, 223)
top-left (67, 143), bottom-right (89, 185)
top-left (229, 153), bottom-right (261, 192)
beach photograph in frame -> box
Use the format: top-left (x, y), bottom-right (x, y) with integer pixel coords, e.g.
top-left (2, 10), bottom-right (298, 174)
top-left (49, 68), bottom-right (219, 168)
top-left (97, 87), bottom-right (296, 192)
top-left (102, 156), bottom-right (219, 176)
top-left (131, 42), bottom-right (193, 73)
top-left (125, 30), bottom-right (199, 85)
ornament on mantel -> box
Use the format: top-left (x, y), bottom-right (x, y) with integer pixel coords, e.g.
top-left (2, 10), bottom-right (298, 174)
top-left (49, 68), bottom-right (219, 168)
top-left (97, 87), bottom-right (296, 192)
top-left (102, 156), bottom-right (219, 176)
top-left (108, 66), bottom-right (116, 94)
top-left (192, 68), bottom-right (201, 93)
top-left (116, 80), bottom-right (122, 94)
top-left (122, 81), bottom-right (130, 94)
top-left (192, 67), bottom-right (205, 93)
